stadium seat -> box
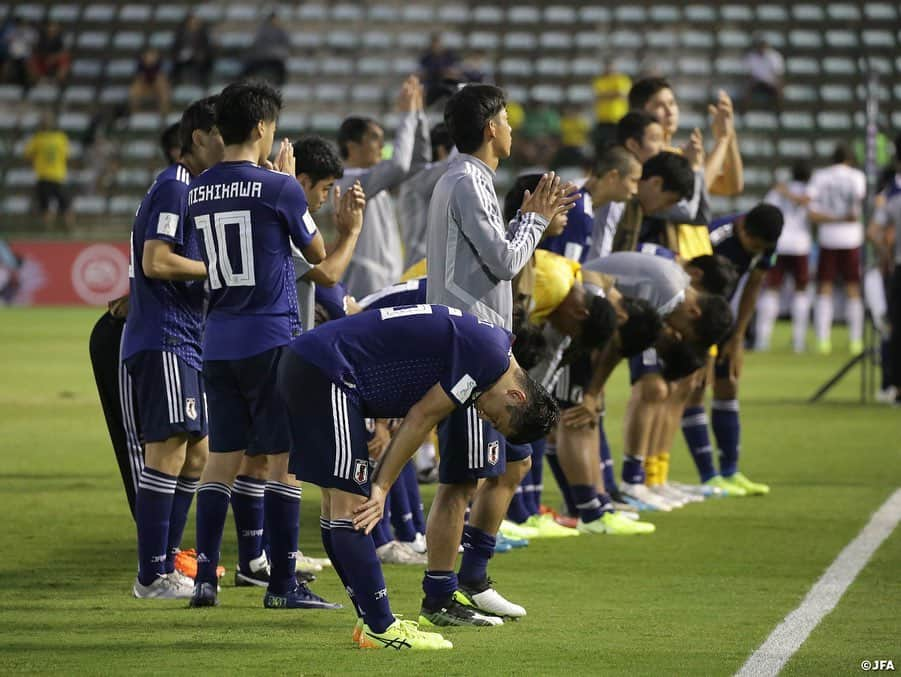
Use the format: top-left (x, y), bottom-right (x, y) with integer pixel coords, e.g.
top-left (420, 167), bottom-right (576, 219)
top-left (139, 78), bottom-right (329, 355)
top-left (109, 196), bottom-right (141, 215)
top-left (358, 58), bottom-right (389, 77)
top-left (173, 85), bottom-right (204, 105)
top-left (612, 30), bottom-right (644, 49)
top-left (332, 4), bottom-right (363, 22)
top-left (473, 6), bottom-right (503, 24)
top-left (681, 30), bottom-right (715, 49)
top-left (0, 85), bottom-right (19, 103)
top-left (678, 57), bottom-right (712, 77)
top-left (679, 111), bottom-right (705, 129)
top-left (326, 31), bottom-right (357, 50)
top-left (128, 113), bottom-right (163, 132)
top-left (823, 58), bottom-right (856, 76)
top-left (77, 31), bottom-right (109, 50)
top-left (576, 32), bottom-right (606, 50)
top-left (26, 84), bottom-right (60, 104)
top-left (320, 58), bottom-right (354, 76)
top-left (780, 112), bottom-right (815, 130)
top-left (566, 85), bottom-right (593, 105)
top-left (827, 3), bottom-right (861, 20)
top-left (219, 32), bottom-right (252, 50)
top-left (715, 56), bottom-right (745, 76)
top-left (786, 57), bottom-right (821, 76)
top-left (572, 58), bottom-right (599, 77)
top-left (536, 58), bottom-right (569, 78)
top-left (819, 84), bottom-right (853, 103)
top-left (5, 169), bottom-right (36, 187)
top-left (149, 31), bottom-right (174, 50)
top-left (578, 6), bottom-right (611, 23)
top-left (540, 33), bottom-right (573, 50)
top-left (72, 58), bottom-right (103, 79)
top-left (505, 85), bottom-right (528, 104)
top-left (864, 3), bottom-right (897, 20)
top-left (193, 4), bottom-right (223, 22)
top-left (225, 4), bottom-right (258, 22)
top-left (277, 112), bottom-right (307, 134)
top-left (792, 4), bottom-right (825, 21)
top-left (119, 5), bottom-right (152, 22)
top-left (99, 86), bottom-right (129, 104)
top-left (756, 5), bottom-right (788, 22)
top-left (106, 59), bottom-right (135, 80)
top-left (398, 33), bottom-right (430, 50)
top-left (442, 32), bottom-right (465, 50)
top-left (3, 196), bottom-right (31, 216)
top-left (743, 112), bottom-right (778, 131)
top-left (351, 85), bottom-right (384, 104)
top-left (115, 169), bottom-right (151, 187)
top-left (154, 5), bottom-right (187, 23)
top-left (310, 113), bottom-right (341, 133)
top-left (290, 32), bottom-right (323, 50)
top-left (789, 31), bottom-right (823, 49)
top-left (676, 82), bottom-right (708, 103)
top-left (721, 5), bottom-right (754, 21)
top-left (783, 84), bottom-right (818, 103)
top-left (470, 32), bottom-right (500, 51)
top-left (83, 4), bottom-right (115, 22)
top-left (718, 29), bottom-right (751, 49)
top-left (826, 31), bottom-right (859, 48)
top-left (362, 31), bottom-right (393, 50)
top-left (59, 112), bottom-right (89, 134)
top-left (297, 4), bottom-right (328, 22)
top-left (500, 58), bottom-right (533, 78)
top-left (509, 6), bottom-right (540, 24)
top-left (14, 4), bottom-right (45, 21)
top-left (113, 32), bottom-right (146, 51)
top-left (392, 57), bottom-right (419, 76)
top-left (213, 59), bottom-right (242, 79)
top-left (544, 6), bottom-right (577, 24)
top-left (778, 138), bottom-right (814, 157)
top-left (818, 112), bottom-right (852, 130)
top-left (73, 196), bottom-right (108, 215)
top-left (49, 5), bottom-right (81, 22)
top-left (683, 5), bottom-right (717, 23)
top-left (367, 5), bottom-right (397, 22)
top-left (123, 140), bottom-right (158, 160)
top-left (615, 6), bottom-right (646, 22)
top-left (862, 30), bottom-right (895, 48)
top-left (280, 84), bottom-right (312, 103)
top-left (437, 5), bottom-right (470, 23)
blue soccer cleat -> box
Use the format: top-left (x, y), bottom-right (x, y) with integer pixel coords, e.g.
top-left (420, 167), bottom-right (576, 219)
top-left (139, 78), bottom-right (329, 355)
top-left (263, 583), bottom-right (343, 610)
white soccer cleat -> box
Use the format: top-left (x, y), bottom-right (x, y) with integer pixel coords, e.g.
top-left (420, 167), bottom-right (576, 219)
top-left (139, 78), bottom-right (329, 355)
top-left (170, 569), bottom-right (195, 589)
top-left (621, 482), bottom-right (673, 512)
top-left (648, 485), bottom-right (686, 508)
top-left (376, 541), bottom-right (428, 565)
top-left (133, 573), bottom-right (194, 599)
top-left (456, 583), bottom-right (526, 619)
top-left (670, 481), bottom-right (723, 498)
top-left (409, 533), bottom-right (427, 554)
top-left (660, 482), bottom-right (704, 504)
top-left (295, 551), bottom-right (328, 573)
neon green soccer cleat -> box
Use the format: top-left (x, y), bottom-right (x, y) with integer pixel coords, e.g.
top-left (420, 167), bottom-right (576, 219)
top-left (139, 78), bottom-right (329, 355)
top-left (358, 619), bottom-right (452, 650)
top-left (577, 511), bottom-right (655, 535)
top-left (704, 475), bottom-right (748, 497)
top-left (499, 519), bottom-right (540, 540)
top-left (725, 472), bottom-right (770, 496)
top-left (524, 513), bottom-right (580, 538)
top-left (849, 339), bottom-right (864, 355)
top-left (816, 339), bottom-right (832, 355)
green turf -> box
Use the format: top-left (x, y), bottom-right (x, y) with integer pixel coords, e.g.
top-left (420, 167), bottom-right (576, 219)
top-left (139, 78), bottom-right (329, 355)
top-left (0, 308), bottom-right (897, 675)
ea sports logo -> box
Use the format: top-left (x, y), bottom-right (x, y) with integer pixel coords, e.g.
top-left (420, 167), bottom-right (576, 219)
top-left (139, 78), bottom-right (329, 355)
top-left (71, 244), bottom-right (130, 305)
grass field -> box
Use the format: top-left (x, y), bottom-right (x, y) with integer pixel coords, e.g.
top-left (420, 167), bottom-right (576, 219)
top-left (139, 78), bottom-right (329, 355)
top-left (1, 308), bottom-right (898, 676)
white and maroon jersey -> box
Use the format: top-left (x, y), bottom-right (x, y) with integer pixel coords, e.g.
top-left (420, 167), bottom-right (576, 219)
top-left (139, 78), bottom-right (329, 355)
top-left (763, 181), bottom-right (814, 256)
top-left (809, 164), bottom-right (867, 250)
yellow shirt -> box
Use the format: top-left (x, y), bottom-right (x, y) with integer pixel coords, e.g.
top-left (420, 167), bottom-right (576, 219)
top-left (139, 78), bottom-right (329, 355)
top-left (593, 73), bottom-right (631, 123)
top-left (560, 114), bottom-right (590, 147)
top-left (664, 145), bottom-right (713, 260)
top-left (401, 258), bottom-right (428, 281)
top-left (529, 249), bottom-right (582, 324)
top-left (25, 131), bottom-right (69, 183)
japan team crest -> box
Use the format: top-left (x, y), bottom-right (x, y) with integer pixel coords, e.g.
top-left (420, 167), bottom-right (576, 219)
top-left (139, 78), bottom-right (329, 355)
top-left (185, 398), bottom-right (197, 421)
top-left (354, 459), bottom-right (369, 486)
top-left (487, 440), bottom-right (500, 466)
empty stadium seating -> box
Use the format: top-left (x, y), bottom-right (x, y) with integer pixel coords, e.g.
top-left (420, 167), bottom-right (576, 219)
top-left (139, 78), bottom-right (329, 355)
top-left (2, 0), bottom-right (899, 229)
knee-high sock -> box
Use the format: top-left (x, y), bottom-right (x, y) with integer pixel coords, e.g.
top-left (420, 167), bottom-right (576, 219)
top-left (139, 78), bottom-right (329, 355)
top-left (136, 468), bottom-right (177, 585)
top-left (321, 518), bottom-right (360, 617)
top-left (571, 484), bottom-right (612, 524)
top-left (330, 520), bottom-right (394, 633)
top-left (195, 482), bottom-right (232, 586)
top-left (599, 419), bottom-right (618, 494)
top-left (264, 481), bottom-right (301, 596)
top-left (545, 448), bottom-right (577, 516)
top-left (371, 510), bottom-right (392, 549)
top-left (400, 462), bottom-right (427, 534)
top-left (815, 294), bottom-right (833, 342)
top-left (506, 482), bottom-right (531, 524)
top-left (165, 475), bottom-right (199, 574)
top-left (527, 438), bottom-right (545, 515)
top-left (621, 455), bottom-right (646, 485)
top-left (231, 475), bottom-right (266, 572)
top-left (458, 524), bottom-right (496, 584)
top-left (847, 296), bottom-right (864, 344)
top-left (681, 406), bottom-right (717, 482)
top-left (388, 474), bottom-right (417, 542)
top-left (756, 289), bottom-right (780, 350)
top-left (711, 400), bottom-right (741, 477)
top-left (791, 292), bottom-right (811, 353)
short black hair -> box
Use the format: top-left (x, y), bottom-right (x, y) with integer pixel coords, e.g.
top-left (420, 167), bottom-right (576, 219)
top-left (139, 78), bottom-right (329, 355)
top-left (179, 95), bottom-right (218, 157)
top-left (581, 294), bottom-right (619, 351)
top-left (657, 339), bottom-right (707, 381)
top-left (792, 159), bottom-right (812, 183)
top-left (293, 135), bottom-right (344, 184)
top-left (686, 254), bottom-right (740, 298)
top-left (642, 151), bottom-right (695, 201)
top-left (593, 145), bottom-right (640, 179)
top-left (832, 142), bottom-right (854, 165)
top-left (215, 80), bottom-right (282, 146)
top-left (506, 369), bottom-right (560, 445)
top-left (444, 84), bottom-right (506, 154)
top-left (504, 173), bottom-right (541, 223)
top-left (337, 116), bottom-right (376, 160)
top-left (616, 110), bottom-right (659, 147)
top-left (160, 122), bottom-right (181, 163)
top-left (744, 203), bottom-right (784, 244)
top-left (511, 321), bottom-right (550, 372)
top-left (694, 293), bottom-right (734, 349)
top-left (628, 77), bottom-right (674, 111)
top-left (431, 122), bottom-right (453, 161)
top-left (617, 296), bottom-right (663, 357)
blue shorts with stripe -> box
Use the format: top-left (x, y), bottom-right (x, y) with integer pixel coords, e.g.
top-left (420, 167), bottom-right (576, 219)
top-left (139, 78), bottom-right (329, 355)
top-left (553, 353), bottom-right (592, 410)
top-left (437, 405), bottom-right (506, 484)
top-left (506, 441), bottom-right (532, 462)
top-left (628, 348), bottom-right (662, 385)
top-left (203, 347), bottom-right (291, 456)
top-left (124, 350), bottom-right (207, 443)
top-left (277, 350), bottom-right (372, 496)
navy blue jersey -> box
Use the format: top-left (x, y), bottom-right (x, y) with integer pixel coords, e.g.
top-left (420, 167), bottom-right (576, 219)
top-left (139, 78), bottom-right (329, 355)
top-left (187, 161), bottom-right (318, 360)
top-left (314, 282), bottom-right (349, 322)
top-left (709, 214), bottom-right (776, 278)
top-left (540, 187), bottom-right (593, 262)
top-left (357, 277), bottom-right (428, 310)
top-left (287, 304), bottom-right (512, 418)
top-left (122, 163), bottom-right (205, 369)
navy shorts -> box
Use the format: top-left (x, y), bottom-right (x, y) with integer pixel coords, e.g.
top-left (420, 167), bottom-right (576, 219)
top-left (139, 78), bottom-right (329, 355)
top-left (628, 348), bottom-right (662, 385)
top-left (553, 353), bottom-right (592, 410)
top-left (203, 347), bottom-right (291, 455)
top-left (437, 405), bottom-right (506, 484)
top-left (277, 350), bottom-right (372, 497)
top-left (124, 350), bottom-right (207, 443)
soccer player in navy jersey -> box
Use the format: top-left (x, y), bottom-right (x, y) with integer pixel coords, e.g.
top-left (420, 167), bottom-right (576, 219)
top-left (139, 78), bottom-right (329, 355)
top-left (185, 81), bottom-right (335, 609)
top-left (122, 96), bottom-right (224, 599)
top-left (276, 304), bottom-right (558, 648)
top-left (679, 204), bottom-right (782, 497)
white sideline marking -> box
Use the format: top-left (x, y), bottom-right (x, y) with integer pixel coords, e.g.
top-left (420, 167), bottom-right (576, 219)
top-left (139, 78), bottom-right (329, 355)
top-left (736, 488), bottom-right (901, 677)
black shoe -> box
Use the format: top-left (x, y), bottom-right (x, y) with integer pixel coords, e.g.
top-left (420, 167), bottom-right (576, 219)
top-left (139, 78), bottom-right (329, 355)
top-left (189, 581), bottom-right (219, 607)
top-left (236, 562), bottom-right (317, 587)
top-left (417, 595), bottom-right (504, 627)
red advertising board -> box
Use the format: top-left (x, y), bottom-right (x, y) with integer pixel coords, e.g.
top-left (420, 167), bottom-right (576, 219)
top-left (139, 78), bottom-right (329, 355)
top-left (6, 240), bottom-right (130, 306)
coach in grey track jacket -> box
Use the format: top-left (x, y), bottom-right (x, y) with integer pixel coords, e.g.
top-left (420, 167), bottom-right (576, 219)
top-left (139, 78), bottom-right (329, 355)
top-left (336, 76), bottom-right (430, 298)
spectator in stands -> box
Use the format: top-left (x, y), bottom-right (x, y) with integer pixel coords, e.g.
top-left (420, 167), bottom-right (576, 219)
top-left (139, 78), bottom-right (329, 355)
top-left (28, 21), bottom-right (70, 86)
top-left (24, 112), bottom-right (74, 231)
top-left (419, 33), bottom-right (460, 105)
top-left (242, 12), bottom-right (290, 87)
top-left (554, 104), bottom-right (591, 169)
top-left (743, 34), bottom-right (784, 112)
top-left (518, 100), bottom-right (560, 167)
top-left (129, 48), bottom-right (171, 116)
top-left (592, 58), bottom-right (631, 153)
top-left (2, 17), bottom-right (37, 90)
top-left (170, 12), bottom-right (214, 87)
top-left (460, 49), bottom-right (491, 85)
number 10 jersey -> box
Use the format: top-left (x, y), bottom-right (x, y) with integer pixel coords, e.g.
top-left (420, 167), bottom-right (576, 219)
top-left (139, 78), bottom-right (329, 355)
top-left (187, 160), bottom-right (319, 361)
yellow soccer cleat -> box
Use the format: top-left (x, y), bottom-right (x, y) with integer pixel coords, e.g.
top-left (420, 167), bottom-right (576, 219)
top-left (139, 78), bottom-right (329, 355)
top-left (358, 618), bottom-right (453, 650)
